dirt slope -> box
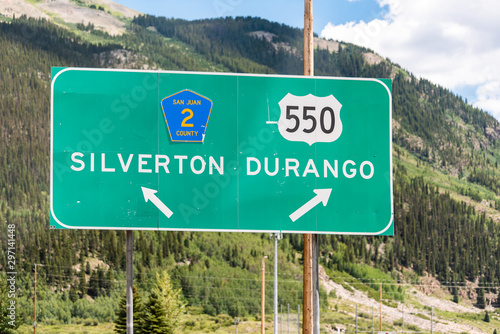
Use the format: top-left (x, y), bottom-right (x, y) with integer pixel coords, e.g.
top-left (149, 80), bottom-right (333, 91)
top-left (319, 266), bottom-right (489, 334)
top-left (0, 0), bottom-right (140, 35)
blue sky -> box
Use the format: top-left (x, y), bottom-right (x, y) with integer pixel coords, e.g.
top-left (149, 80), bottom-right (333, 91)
top-left (115, 0), bottom-right (500, 120)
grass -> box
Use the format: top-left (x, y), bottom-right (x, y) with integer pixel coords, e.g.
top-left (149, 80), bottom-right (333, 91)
top-left (15, 303), bottom-right (500, 334)
top-left (25, 0), bottom-right (43, 5)
top-left (16, 317), bottom-right (273, 334)
top-left (18, 322), bottom-right (115, 334)
top-left (0, 13), bottom-right (13, 22)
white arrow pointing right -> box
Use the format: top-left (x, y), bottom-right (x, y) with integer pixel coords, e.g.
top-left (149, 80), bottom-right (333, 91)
top-left (141, 187), bottom-right (173, 218)
top-left (289, 189), bottom-right (332, 222)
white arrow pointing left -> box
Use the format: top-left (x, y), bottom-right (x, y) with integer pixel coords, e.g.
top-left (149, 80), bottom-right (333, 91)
top-left (141, 187), bottom-right (173, 218)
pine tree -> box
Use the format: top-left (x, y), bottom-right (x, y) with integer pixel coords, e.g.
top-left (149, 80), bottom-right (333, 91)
top-left (78, 269), bottom-right (87, 297)
top-left (85, 261), bottom-right (91, 275)
top-left (453, 287), bottom-right (459, 303)
top-left (0, 281), bottom-right (19, 334)
top-left (114, 286), bottom-right (144, 334)
top-left (477, 287), bottom-right (486, 309)
top-left (142, 270), bottom-right (185, 333)
top-left (105, 269), bottom-right (114, 297)
top-left (142, 290), bottom-right (170, 334)
top-left (484, 311), bottom-right (490, 322)
top-left (87, 270), bottom-right (99, 298)
top-left (69, 285), bottom-right (79, 302)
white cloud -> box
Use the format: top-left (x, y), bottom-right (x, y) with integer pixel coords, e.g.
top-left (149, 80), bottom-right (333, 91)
top-left (321, 0), bottom-right (500, 118)
top-left (474, 81), bottom-right (500, 119)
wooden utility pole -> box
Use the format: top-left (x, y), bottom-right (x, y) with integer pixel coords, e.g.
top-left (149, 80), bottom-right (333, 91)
top-left (34, 264), bottom-right (37, 334)
top-left (262, 256), bottom-right (267, 334)
top-left (304, 0), bottom-right (314, 76)
top-left (303, 1), bottom-right (314, 333)
top-left (126, 230), bottom-right (133, 334)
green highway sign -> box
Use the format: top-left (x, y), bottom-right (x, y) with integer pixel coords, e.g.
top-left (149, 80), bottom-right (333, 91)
top-left (51, 68), bottom-right (393, 234)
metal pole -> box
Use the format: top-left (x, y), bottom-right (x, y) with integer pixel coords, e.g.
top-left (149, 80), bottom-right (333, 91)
top-left (126, 230), bottom-right (133, 334)
top-left (303, 2), bottom-right (314, 333)
top-left (302, 233), bottom-right (312, 334)
top-left (34, 264), bottom-right (37, 334)
top-left (288, 303), bottom-right (290, 334)
top-left (262, 256), bottom-right (267, 334)
top-left (312, 234), bottom-right (319, 334)
top-left (274, 234), bottom-right (279, 334)
top-left (236, 318), bottom-right (239, 334)
top-left (298, 304), bottom-right (301, 334)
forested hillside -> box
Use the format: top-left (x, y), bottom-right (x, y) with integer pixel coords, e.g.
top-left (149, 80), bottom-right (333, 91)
top-left (1, 14), bottom-right (500, 331)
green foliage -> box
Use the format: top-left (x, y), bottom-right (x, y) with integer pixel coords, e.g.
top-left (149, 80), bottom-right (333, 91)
top-left (453, 287), bottom-right (459, 303)
top-left (141, 271), bottom-right (184, 334)
top-left (142, 290), bottom-right (169, 333)
top-left (393, 167), bottom-right (500, 283)
top-left (484, 311), bottom-right (490, 322)
top-left (76, 21), bottom-right (95, 32)
top-left (0, 279), bottom-right (20, 333)
top-left (477, 286), bottom-right (486, 309)
top-left (114, 287), bottom-right (144, 334)
top-left (133, 15), bottom-right (285, 74)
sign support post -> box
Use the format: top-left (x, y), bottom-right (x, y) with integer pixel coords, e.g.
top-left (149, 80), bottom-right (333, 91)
top-left (302, 233), bottom-right (312, 333)
top-left (303, 0), bottom-right (316, 333)
top-left (312, 234), bottom-right (319, 333)
top-left (274, 233), bottom-right (280, 334)
top-left (262, 256), bottom-right (267, 334)
top-left (126, 230), bottom-right (133, 334)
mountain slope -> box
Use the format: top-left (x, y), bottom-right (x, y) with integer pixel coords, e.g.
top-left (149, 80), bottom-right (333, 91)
top-left (0, 8), bottom-right (500, 333)
top-left (0, 0), bottom-right (139, 35)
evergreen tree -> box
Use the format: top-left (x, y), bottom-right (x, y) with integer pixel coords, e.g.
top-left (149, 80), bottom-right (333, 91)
top-left (0, 281), bottom-right (19, 333)
top-left (78, 270), bottom-right (87, 298)
top-left (87, 270), bottom-right (99, 298)
top-left (453, 287), bottom-right (459, 304)
top-left (142, 270), bottom-right (185, 333)
top-left (142, 290), bottom-right (170, 334)
top-left (105, 269), bottom-right (114, 297)
top-left (69, 285), bottom-right (79, 302)
top-left (477, 287), bottom-right (486, 309)
top-left (115, 286), bottom-right (144, 334)
top-left (484, 311), bottom-right (490, 322)
top-left (85, 261), bottom-right (91, 275)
